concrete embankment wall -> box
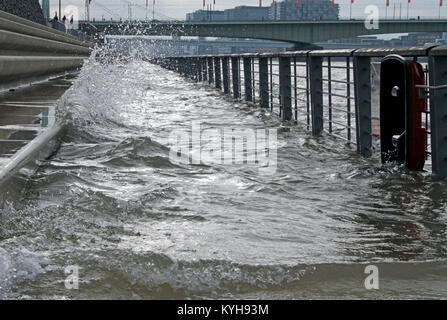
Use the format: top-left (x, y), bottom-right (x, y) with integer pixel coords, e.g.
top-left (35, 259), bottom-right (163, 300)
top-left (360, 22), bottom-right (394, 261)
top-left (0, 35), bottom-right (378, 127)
top-left (0, 9), bottom-right (92, 90)
top-left (0, 0), bottom-right (45, 25)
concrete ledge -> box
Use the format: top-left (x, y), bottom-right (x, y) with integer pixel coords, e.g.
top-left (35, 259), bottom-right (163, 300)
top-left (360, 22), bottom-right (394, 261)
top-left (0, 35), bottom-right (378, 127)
top-left (0, 11), bottom-right (91, 89)
top-left (0, 10), bottom-right (86, 46)
top-left (0, 56), bottom-right (85, 90)
top-left (0, 11), bottom-right (91, 194)
top-left (0, 29), bottom-right (92, 56)
top-left (0, 17), bottom-right (89, 48)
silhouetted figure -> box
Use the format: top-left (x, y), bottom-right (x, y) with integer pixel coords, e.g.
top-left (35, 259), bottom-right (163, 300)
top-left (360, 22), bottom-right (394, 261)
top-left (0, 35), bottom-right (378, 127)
top-left (70, 16), bottom-right (74, 25)
top-left (62, 15), bottom-right (67, 24)
top-left (54, 12), bottom-right (58, 21)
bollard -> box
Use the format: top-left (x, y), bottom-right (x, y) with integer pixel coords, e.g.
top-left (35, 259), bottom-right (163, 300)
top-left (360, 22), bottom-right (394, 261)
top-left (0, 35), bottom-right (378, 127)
top-left (428, 47), bottom-right (447, 178)
top-left (231, 57), bottom-right (240, 99)
top-left (279, 56), bottom-right (292, 121)
top-left (243, 57), bottom-right (253, 102)
top-left (309, 56), bottom-right (323, 135)
top-left (353, 55), bottom-right (372, 157)
top-left (222, 57), bottom-right (230, 94)
top-left (214, 57), bottom-right (222, 89)
top-left (259, 57), bottom-right (269, 108)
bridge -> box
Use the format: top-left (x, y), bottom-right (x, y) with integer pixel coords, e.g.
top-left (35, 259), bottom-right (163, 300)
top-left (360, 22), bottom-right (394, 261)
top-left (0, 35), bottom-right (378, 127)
top-left (105, 36), bottom-right (294, 55)
top-left (81, 20), bottom-right (447, 45)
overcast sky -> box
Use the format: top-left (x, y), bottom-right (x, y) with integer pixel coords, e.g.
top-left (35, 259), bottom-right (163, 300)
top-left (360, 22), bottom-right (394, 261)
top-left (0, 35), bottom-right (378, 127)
top-left (46, 0), bottom-right (446, 20)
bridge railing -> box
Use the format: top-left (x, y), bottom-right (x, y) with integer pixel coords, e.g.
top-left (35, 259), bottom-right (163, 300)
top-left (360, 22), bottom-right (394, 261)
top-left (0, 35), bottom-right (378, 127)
top-left (153, 45), bottom-right (447, 178)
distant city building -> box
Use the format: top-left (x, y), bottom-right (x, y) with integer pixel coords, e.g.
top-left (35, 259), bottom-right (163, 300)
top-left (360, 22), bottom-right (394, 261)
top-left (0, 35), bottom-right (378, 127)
top-left (41, 0), bottom-right (50, 22)
top-left (399, 32), bottom-right (443, 46)
top-left (186, 10), bottom-right (225, 22)
top-left (224, 6), bottom-right (270, 21)
top-left (270, 0), bottom-right (339, 21)
top-left (186, 0), bottom-right (339, 22)
top-left (323, 32), bottom-right (444, 49)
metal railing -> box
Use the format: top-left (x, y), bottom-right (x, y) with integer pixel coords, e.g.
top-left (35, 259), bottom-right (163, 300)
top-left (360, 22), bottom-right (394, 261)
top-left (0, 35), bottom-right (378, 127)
top-left (154, 45), bottom-right (447, 178)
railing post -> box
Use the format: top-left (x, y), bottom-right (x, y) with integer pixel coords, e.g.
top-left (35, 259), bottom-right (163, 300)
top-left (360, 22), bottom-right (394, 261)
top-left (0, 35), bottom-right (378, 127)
top-left (279, 56), bottom-right (292, 121)
top-left (353, 55), bottom-right (372, 157)
top-left (231, 56), bottom-right (240, 99)
top-left (259, 56), bottom-right (269, 108)
top-left (243, 57), bottom-right (253, 102)
top-left (201, 58), bottom-right (207, 82)
top-left (193, 58), bottom-right (199, 81)
top-left (184, 58), bottom-right (191, 78)
top-left (214, 57), bottom-right (222, 89)
top-left (309, 55), bottom-right (323, 135)
top-left (222, 57), bottom-right (230, 94)
top-left (177, 58), bottom-right (183, 75)
top-left (172, 58), bottom-right (178, 73)
top-left (207, 57), bottom-right (214, 85)
top-left (196, 58), bottom-right (202, 82)
top-left (429, 48), bottom-right (447, 178)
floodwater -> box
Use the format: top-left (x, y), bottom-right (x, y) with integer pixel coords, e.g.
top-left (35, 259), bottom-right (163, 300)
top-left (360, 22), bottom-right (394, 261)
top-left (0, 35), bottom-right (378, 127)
top-left (0, 52), bottom-right (446, 299)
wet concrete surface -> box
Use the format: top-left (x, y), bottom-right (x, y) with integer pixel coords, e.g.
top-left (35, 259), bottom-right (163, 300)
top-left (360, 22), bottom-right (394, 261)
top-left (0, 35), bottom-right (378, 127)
top-left (0, 74), bottom-right (77, 165)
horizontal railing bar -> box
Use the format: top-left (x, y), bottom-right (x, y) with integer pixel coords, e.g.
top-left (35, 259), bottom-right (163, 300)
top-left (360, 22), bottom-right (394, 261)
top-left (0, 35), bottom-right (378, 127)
top-left (327, 105), bottom-right (356, 115)
top-left (296, 119), bottom-right (311, 127)
top-left (158, 45), bottom-right (439, 61)
top-left (323, 65), bottom-right (354, 70)
top-left (322, 92), bottom-right (355, 99)
top-left (293, 86), bottom-right (309, 91)
top-left (327, 120), bottom-right (355, 130)
top-left (324, 130), bottom-right (357, 144)
top-left (293, 75), bottom-right (309, 79)
top-left (293, 97), bottom-right (309, 103)
top-left (322, 79), bottom-right (355, 85)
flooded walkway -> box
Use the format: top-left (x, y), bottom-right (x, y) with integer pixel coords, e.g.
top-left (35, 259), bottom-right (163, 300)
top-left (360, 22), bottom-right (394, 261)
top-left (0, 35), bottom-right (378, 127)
top-left (0, 59), bottom-right (446, 299)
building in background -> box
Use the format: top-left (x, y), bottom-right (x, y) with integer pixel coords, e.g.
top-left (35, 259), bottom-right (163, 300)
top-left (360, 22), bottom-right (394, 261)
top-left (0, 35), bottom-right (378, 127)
top-left (186, 10), bottom-right (225, 22)
top-left (224, 6), bottom-right (270, 21)
top-left (186, 0), bottom-right (339, 21)
top-left (40, 0), bottom-right (50, 22)
top-left (319, 32), bottom-right (445, 49)
top-left (399, 32), bottom-right (444, 46)
top-left (270, 0), bottom-right (339, 21)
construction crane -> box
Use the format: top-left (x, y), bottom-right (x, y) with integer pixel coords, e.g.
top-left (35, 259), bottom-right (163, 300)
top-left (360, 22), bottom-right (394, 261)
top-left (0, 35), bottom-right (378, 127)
top-left (85, 0), bottom-right (122, 21)
top-left (83, 0), bottom-right (175, 22)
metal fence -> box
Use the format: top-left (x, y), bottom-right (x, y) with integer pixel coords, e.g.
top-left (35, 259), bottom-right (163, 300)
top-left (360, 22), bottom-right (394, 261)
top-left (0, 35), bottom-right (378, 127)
top-left (154, 45), bottom-right (447, 178)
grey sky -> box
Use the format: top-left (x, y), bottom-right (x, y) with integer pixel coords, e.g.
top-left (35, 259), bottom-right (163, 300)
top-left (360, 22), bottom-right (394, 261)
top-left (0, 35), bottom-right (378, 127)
top-left (47, 0), bottom-right (445, 20)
